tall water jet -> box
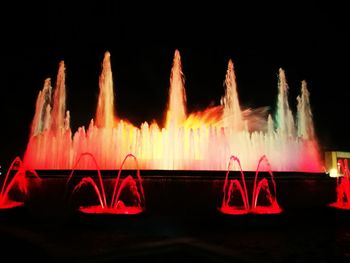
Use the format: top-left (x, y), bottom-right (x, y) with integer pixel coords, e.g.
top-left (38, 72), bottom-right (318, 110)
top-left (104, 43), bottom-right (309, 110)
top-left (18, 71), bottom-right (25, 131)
top-left (297, 80), bottom-right (315, 140)
top-left (221, 60), bottom-right (244, 131)
top-left (30, 61), bottom-right (70, 136)
top-left (51, 61), bottom-right (69, 132)
top-left (30, 78), bottom-right (52, 136)
top-left (296, 80), bottom-right (321, 171)
top-left (165, 49), bottom-right (187, 129)
top-left (95, 51), bottom-right (116, 128)
top-left (275, 68), bottom-right (295, 137)
top-left (78, 51), bottom-right (120, 169)
top-left (24, 61), bottom-right (72, 169)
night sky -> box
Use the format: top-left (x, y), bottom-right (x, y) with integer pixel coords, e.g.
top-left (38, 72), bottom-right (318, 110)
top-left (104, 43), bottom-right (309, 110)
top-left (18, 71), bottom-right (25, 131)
top-left (1, 2), bottom-right (348, 169)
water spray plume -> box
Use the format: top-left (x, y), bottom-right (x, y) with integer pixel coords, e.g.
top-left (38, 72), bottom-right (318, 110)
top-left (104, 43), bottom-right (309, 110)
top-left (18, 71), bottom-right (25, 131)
top-left (23, 50), bottom-right (322, 172)
top-left (0, 157), bottom-right (40, 209)
top-left (220, 155), bottom-right (282, 215)
top-left (166, 49), bottom-right (187, 129)
top-left (221, 59), bottom-right (244, 131)
top-left (66, 153), bottom-right (145, 214)
top-left (95, 51), bottom-right (116, 128)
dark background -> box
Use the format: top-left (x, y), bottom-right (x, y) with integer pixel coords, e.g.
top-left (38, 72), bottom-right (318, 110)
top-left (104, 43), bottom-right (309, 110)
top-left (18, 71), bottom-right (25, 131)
top-left (0, 1), bottom-right (348, 170)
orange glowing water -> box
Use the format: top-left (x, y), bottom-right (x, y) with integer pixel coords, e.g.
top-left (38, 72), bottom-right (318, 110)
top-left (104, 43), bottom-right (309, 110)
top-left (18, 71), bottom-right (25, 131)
top-left (23, 50), bottom-right (322, 171)
top-left (220, 155), bottom-right (282, 215)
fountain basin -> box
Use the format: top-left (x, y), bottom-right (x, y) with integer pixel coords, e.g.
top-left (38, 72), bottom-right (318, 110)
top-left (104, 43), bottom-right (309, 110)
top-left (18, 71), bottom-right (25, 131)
top-left (22, 170), bottom-right (335, 220)
top-left (0, 200), bottom-right (24, 210)
top-left (79, 205), bottom-right (144, 215)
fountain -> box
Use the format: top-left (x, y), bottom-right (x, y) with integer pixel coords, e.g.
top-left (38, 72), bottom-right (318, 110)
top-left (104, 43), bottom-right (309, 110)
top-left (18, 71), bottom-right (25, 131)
top-left (219, 155), bottom-right (250, 214)
top-left (219, 155), bottom-right (282, 215)
top-left (0, 157), bottom-right (40, 209)
top-left (251, 155), bottom-right (282, 214)
top-left (66, 153), bottom-right (145, 214)
top-left (22, 49), bottom-right (322, 172)
top-left (5, 48), bottom-right (329, 218)
top-left (329, 159), bottom-right (350, 210)
top-left (0, 48), bottom-right (338, 263)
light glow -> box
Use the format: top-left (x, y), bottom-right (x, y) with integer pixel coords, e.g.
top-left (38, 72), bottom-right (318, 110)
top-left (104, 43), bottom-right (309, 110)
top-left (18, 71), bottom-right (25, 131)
top-left (23, 50), bottom-right (322, 172)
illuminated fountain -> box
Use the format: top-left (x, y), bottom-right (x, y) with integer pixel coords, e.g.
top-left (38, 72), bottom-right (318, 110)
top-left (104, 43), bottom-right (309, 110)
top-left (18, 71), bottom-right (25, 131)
top-left (219, 155), bottom-right (282, 215)
top-left (329, 159), bottom-right (350, 210)
top-left (22, 49), bottom-right (322, 172)
top-left (0, 157), bottom-right (40, 209)
top-left (66, 153), bottom-right (145, 214)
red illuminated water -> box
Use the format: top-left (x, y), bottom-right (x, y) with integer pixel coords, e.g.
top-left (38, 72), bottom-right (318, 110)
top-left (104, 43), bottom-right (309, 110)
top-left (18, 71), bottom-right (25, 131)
top-left (329, 159), bottom-right (350, 210)
top-left (22, 50), bottom-right (322, 172)
top-left (0, 157), bottom-right (40, 209)
top-left (66, 153), bottom-right (145, 215)
top-left (220, 156), bottom-right (249, 214)
top-left (220, 155), bottom-right (282, 215)
top-left (79, 206), bottom-right (143, 215)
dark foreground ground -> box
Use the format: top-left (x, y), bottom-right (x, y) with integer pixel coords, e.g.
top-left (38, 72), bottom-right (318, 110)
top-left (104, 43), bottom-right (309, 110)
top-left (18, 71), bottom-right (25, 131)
top-left (1, 206), bottom-right (350, 263)
top-left (0, 172), bottom-right (346, 262)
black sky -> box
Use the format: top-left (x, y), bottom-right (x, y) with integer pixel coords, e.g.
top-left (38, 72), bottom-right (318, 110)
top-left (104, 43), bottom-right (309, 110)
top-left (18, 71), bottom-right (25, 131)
top-left (0, 2), bottom-right (349, 169)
